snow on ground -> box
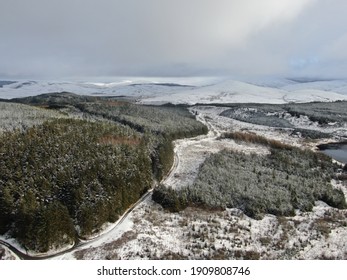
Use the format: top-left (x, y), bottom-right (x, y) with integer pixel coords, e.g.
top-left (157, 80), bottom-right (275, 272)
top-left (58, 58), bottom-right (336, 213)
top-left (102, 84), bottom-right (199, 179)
top-left (48, 105), bottom-right (347, 260)
top-left (166, 136), bottom-right (270, 190)
top-left (0, 245), bottom-right (19, 260)
top-left (140, 80), bottom-right (288, 105)
top-left (281, 79), bottom-right (347, 94)
top-left (58, 197), bottom-right (347, 260)
top-left (0, 80), bottom-right (188, 99)
top-left (283, 89), bottom-right (347, 103)
top-left (194, 106), bottom-right (302, 147)
top-left (163, 109), bottom-right (271, 190)
top-left (2, 77), bottom-right (347, 259)
top-left (0, 77), bottom-right (219, 99)
top-left (2, 78), bottom-right (347, 104)
top-left (139, 79), bottom-right (347, 105)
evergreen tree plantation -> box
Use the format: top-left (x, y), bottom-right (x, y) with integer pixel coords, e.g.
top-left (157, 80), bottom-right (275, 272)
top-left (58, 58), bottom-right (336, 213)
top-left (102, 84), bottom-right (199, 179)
top-left (154, 132), bottom-right (346, 219)
top-left (0, 96), bottom-right (207, 252)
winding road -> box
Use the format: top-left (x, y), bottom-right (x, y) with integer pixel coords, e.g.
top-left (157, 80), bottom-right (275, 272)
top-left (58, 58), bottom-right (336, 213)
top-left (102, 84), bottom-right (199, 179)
top-left (0, 112), bottom-right (216, 260)
top-left (0, 190), bottom-right (154, 260)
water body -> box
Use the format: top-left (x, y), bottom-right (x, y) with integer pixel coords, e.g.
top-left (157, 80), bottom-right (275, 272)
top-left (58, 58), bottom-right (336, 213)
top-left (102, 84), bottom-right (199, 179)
top-left (318, 142), bottom-right (347, 164)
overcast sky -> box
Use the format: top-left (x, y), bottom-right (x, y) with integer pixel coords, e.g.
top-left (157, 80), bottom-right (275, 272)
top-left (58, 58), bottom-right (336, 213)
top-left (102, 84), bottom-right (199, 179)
top-left (1, 0), bottom-right (347, 80)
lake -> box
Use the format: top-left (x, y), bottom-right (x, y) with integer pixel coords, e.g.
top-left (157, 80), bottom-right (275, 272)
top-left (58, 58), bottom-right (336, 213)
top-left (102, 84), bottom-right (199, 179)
top-left (318, 142), bottom-right (347, 164)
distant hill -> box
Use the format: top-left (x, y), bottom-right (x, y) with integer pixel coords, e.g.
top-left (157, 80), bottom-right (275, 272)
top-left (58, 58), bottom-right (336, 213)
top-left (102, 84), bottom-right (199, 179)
top-left (1, 78), bottom-right (347, 104)
top-left (0, 81), bottom-right (16, 88)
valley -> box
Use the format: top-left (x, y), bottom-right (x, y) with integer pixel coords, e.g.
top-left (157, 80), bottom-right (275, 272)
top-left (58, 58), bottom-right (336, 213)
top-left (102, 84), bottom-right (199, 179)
top-left (0, 80), bottom-right (347, 260)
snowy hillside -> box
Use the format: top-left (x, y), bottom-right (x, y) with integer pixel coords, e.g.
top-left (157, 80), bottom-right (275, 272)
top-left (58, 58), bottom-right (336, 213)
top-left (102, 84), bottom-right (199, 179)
top-left (140, 78), bottom-right (347, 105)
top-left (0, 80), bottom-right (195, 100)
top-left (1, 77), bottom-right (347, 104)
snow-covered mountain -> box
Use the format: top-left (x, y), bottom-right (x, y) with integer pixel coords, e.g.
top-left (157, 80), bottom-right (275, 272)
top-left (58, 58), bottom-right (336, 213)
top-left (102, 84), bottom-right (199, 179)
top-left (1, 77), bottom-right (347, 104)
top-left (140, 78), bottom-right (347, 104)
top-left (0, 80), bottom-right (196, 100)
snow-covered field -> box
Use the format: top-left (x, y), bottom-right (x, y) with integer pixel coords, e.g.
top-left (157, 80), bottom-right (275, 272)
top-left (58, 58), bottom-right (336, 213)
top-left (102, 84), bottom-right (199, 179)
top-left (0, 245), bottom-right (19, 260)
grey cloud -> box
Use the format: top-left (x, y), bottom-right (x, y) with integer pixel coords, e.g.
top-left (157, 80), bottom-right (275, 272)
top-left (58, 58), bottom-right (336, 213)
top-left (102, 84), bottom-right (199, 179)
top-left (1, 0), bottom-right (346, 80)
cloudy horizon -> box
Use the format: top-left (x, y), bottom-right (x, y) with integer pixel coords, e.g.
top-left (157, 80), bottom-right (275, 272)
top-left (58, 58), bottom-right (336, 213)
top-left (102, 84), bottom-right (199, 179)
top-left (1, 0), bottom-right (347, 81)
